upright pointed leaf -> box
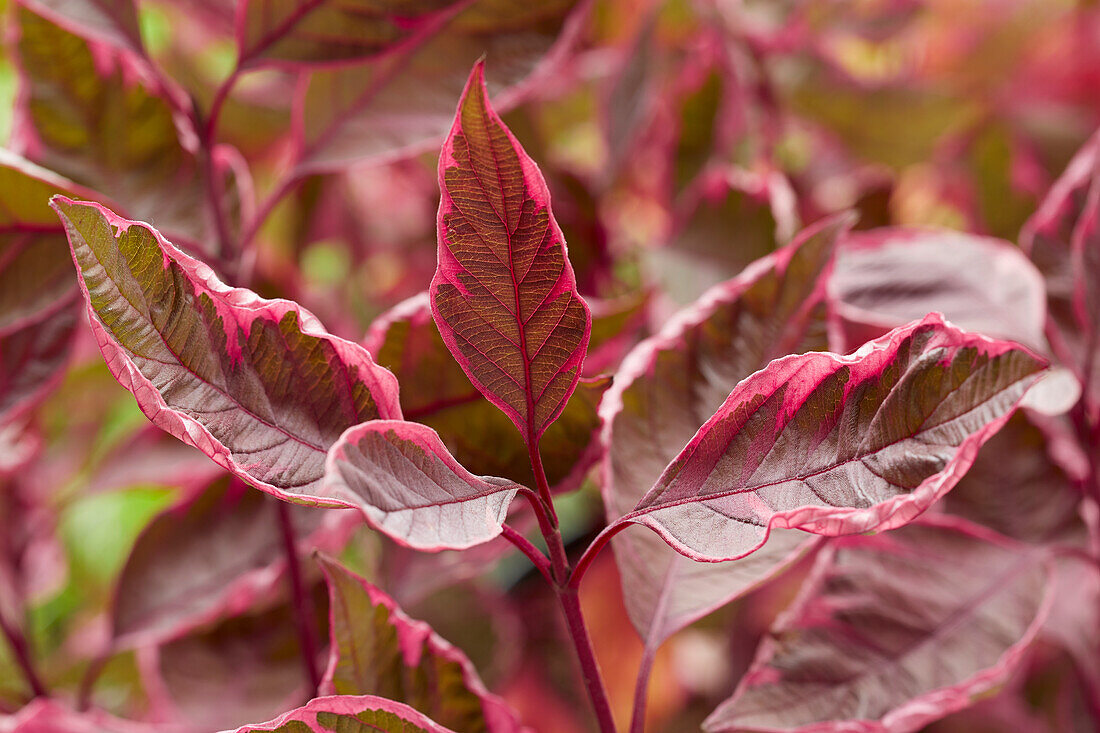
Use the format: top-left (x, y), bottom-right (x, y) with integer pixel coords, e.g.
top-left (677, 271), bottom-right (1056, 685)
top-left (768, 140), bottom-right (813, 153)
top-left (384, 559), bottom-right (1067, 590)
top-left (51, 198), bottom-right (402, 504)
top-left (1021, 129), bottom-right (1100, 420)
top-left (366, 292), bottom-right (605, 494)
top-left (296, 2), bottom-right (582, 172)
top-left (602, 214), bottom-right (851, 645)
top-left (704, 519), bottom-right (1054, 733)
top-left (317, 554), bottom-right (523, 732)
top-left (227, 695), bottom-right (459, 733)
top-left (609, 314), bottom-right (1046, 562)
top-left (324, 421), bottom-right (524, 551)
top-left (431, 62), bottom-right (591, 448)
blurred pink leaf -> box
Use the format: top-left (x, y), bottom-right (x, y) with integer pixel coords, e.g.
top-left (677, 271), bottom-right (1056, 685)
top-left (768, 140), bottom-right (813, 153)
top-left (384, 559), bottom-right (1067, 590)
top-left (831, 227), bottom-right (1048, 352)
top-left (703, 518), bottom-right (1054, 733)
top-left (224, 695), bottom-right (458, 733)
top-left (431, 62), bottom-right (591, 449)
top-left (294, 2), bottom-right (584, 172)
top-left (607, 314), bottom-right (1046, 562)
top-left (365, 293), bottom-right (605, 495)
top-left (0, 152), bottom-right (88, 430)
top-left (19, 0), bottom-right (143, 54)
top-left (0, 698), bottom-right (157, 732)
top-left (51, 197), bottom-right (402, 504)
top-left (324, 420), bottom-right (524, 551)
top-left (1021, 129), bottom-right (1100, 421)
top-left (14, 9), bottom-right (246, 253)
top-left (112, 475), bottom-right (348, 648)
top-left (602, 213), bottom-right (850, 643)
top-left (316, 554), bottom-right (524, 732)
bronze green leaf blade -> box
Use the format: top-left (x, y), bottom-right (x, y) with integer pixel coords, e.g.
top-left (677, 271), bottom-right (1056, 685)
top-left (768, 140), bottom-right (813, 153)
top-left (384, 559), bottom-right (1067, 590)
top-left (227, 695), bottom-right (458, 732)
top-left (51, 197), bottom-right (402, 505)
top-left (431, 61), bottom-right (591, 451)
top-left (316, 554), bottom-right (523, 732)
top-left (601, 313), bottom-right (1047, 562)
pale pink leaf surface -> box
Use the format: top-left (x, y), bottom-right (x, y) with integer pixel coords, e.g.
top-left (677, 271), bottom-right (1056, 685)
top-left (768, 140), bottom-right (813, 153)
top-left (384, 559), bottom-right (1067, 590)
top-left (432, 62), bottom-right (591, 447)
top-left (295, 1), bottom-right (582, 172)
top-left (325, 420), bottom-right (524, 551)
top-left (0, 698), bottom-right (157, 732)
top-left (703, 518), bottom-right (1054, 733)
top-left (223, 695), bottom-right (458, 733)
top-left (365, 292), bottom-right (604, 494)
top-left (830, 227), bottom-right (1048, 352)
top-left (602, 214), bottom-right (851, 641)
top-left (1021, 129), bottom-right (1100, 420)
top-left (51, 198), bottom-right (402, 503)
top-left (610, 314), bottom-right (1046, 562)
top-left (238, 0), bottom-right (460, 69)
top-left (317, 554), bottom-right (524, 732)
top-left (19, 0), bottom-right (143, 54)
top-left (112, 475), bottom-right (346, 648)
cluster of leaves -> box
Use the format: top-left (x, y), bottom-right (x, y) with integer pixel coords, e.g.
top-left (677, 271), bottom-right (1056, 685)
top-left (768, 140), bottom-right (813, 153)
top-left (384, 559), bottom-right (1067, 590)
top-left (1, 0), bottom-right (1099, 731)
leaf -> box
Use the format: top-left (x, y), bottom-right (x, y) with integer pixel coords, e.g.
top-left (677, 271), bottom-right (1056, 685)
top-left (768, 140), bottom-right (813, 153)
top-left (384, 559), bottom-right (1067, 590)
top-left (316, 554), bottom-right (523, 733)
top-left (365, 292), bottom-right (605, 494)
top-left (324, 420), bottom-right (524, 551)
top-left (703, 518), bottom-right (1054, 733)
top-left (432, 61), bottom-right (591, 450)
top-left (0, 698), bottom-right (156, 732)
top-left (226, 695), bottom-right (459, 733)
top-left (609, 313), bottom-right (1046, 562)
top-left (602, 213), bottom-right (850, 643)
top-left (1021, 129), bottom-right (1100, 421)
top-left (156, 583), bottom-right (330, 731)
top-left (238, 0), bottom-right (446, 69)
top-left (295, 1), bottom-right (583, 172)
top-left (831, 227), bottom-right (1048, 352)
top-left (14, 9), bottom-right (243, 250)
top-left (112, 475), bottom-right (346, 648)
top-left (0, 151), bottom-right (86, 428)
top-left (944, 411), bottom-right (1084, 544)
top-left (51, 198), bottom-right (402, 504)
top-left (19, 0), bottom-right (144, 54)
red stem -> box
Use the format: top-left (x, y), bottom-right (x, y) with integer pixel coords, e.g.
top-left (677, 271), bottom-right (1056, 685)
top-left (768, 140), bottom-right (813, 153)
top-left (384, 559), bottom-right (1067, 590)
top-left (570, 521), bottom-right (629, 590)
top-left (275, 499), bottom-right (321, 696)
top-left (524, 444), bottom-right (616, 732)
top-left (0, 611), bottom-right (47, 699)
top-left (501, 523), bottom-right (553, 584)
top-left (629, 644), bottom-right (658, 733)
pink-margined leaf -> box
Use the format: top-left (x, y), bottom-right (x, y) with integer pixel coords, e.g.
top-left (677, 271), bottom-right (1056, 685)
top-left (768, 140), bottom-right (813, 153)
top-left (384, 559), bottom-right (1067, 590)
top-left (831, 227), bottom-right (1048, 352)
top-left (602, 213), bottom-right (852, 646)
top-left (51, 197), bottom-right (402, 505)
top-left (944, 411), bottom-right (1085, 544)
top-left (19, 0), bottom-right (143, 54)
top-left (150, 582), bottom-right (330, 731)
top-left (224, 695), bottom-right (458, 733)
top-left (0, 698), bottom-right (158, 732)
top-left (431, 61), bottom-right (591, 451)
top-left (112, 475), bottom-right (353, 649)
top-left (605, 313), bottom-right (1046, 562)
top-left (1021, 128), bottom-right (1100, 421)
top-left (293, 2), bottom-right (584, 173)
top-left (316, 554), bottom-right (524, 732)
top-left (13, 9), bottom-right (248, 253)
top-left (324, 420), bottom-right (525, 551)
top-left (703, 517), bottom-right (1054, 733)
top-left (366, 292), bottom-right (605, 495)
top-left (0, 151), bottom-right (91, 429)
